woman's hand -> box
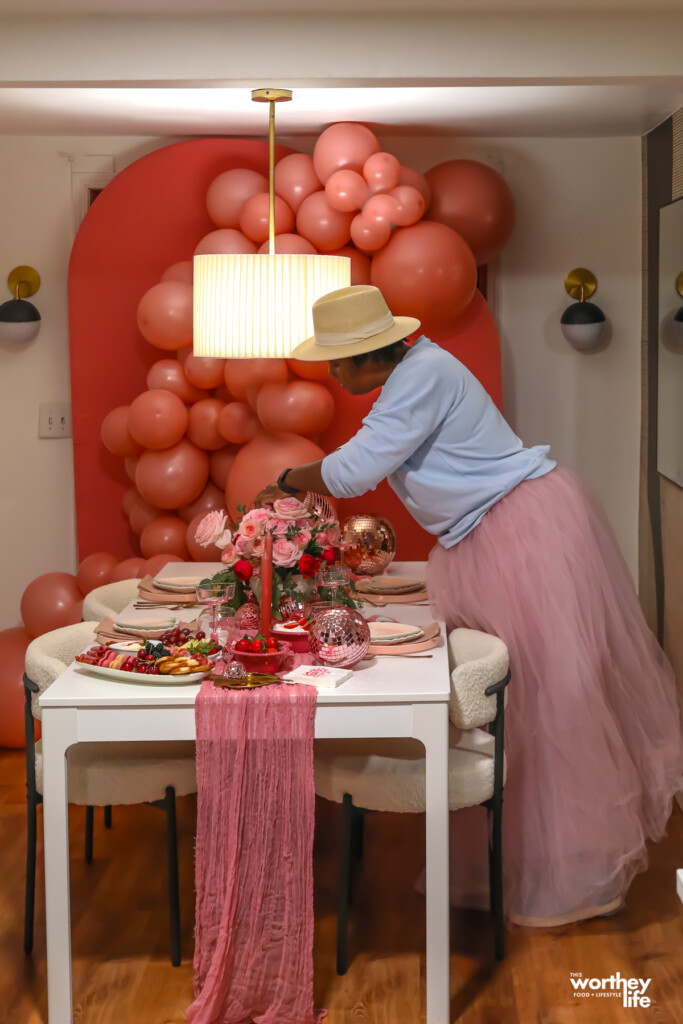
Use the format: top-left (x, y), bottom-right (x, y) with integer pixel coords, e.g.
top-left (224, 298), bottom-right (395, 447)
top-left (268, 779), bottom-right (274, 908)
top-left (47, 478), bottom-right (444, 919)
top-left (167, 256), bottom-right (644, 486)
top-left (253, 482), bottom-right (289, 508)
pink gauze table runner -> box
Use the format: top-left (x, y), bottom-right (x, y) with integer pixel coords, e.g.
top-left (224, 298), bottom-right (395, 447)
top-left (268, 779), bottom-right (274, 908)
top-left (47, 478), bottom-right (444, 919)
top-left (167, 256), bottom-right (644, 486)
top-left (189, 679), bottom-right (324, 1024)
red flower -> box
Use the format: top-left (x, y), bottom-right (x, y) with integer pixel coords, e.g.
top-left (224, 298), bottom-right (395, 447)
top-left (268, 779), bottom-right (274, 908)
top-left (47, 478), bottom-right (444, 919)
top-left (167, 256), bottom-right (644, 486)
top-left (299, 553), bottom-right (321, 578)
top-left (233, 559), bottom-right (253, 582)
top-left (322, 548), bottom-right (335, 565)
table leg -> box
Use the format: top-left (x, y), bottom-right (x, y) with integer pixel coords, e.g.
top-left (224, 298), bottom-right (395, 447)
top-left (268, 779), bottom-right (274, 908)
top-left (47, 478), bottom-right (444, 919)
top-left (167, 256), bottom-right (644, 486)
top-left (42, 707), bottom-right (78, 1024)
top-left (413, 702), bottom-right (450, 1024)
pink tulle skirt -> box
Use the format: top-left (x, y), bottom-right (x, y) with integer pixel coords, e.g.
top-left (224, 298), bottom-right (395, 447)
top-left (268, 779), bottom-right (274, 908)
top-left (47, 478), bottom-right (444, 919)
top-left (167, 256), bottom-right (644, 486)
top-left (427, 466), bottom-right (683, 925)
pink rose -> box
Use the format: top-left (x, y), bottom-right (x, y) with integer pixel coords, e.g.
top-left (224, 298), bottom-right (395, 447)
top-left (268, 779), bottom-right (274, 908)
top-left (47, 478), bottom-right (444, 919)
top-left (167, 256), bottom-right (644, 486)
top-left (292, 527), bottom-right (312, 548)
top-left (272, 538), bottom-right (300, 568)
top-left (271, 518), bottom-right (292, 537)
top-left (220, 543), bottom-right (238, 565)
top-left (214, 528), bottom-right (232, 550)
top-left (235, 534), bottom-right (254, 557)
top-left (273, 497), bottom-right (309, 520)
top-left (251, 535), bottom-right (265, 557)
top-left (195, 510), bottom-right (227, 547)
top-left (323, 525), bottom-right (341, 547)
top-left (239, 519), bottom-right (264, 541)
top-left (241, 507), bottom-right (271, 525)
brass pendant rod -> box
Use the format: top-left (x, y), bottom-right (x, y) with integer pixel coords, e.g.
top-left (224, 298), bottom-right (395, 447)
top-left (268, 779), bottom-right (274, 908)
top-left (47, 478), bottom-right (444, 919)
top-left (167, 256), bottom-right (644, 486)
top-left (269, 99), bottom-right (275, 256)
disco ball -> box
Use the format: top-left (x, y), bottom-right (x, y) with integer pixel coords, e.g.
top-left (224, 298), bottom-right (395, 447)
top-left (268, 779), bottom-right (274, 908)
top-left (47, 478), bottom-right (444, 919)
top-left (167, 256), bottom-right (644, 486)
top-left (309, 607), bottom-right (370, 668)
top-left (340, 514), bottom-right (396, 576)
top-left (234, 597), bottom-right (260, 632)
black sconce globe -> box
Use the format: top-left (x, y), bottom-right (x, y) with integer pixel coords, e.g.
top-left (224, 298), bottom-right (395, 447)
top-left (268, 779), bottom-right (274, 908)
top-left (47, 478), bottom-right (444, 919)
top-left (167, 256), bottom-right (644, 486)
top-left (560, 300), bottom-right (606, 351)
top-left (0, 297), bottom-right (41, 345)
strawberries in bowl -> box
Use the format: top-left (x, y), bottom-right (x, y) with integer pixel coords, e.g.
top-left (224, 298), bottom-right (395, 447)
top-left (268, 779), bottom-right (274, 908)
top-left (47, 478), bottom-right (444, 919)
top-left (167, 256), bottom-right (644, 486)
top-left (230, 635), bottom-right (291, 674)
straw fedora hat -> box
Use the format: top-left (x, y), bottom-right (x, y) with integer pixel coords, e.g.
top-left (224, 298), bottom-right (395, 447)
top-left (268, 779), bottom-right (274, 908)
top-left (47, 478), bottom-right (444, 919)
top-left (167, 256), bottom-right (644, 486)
top-left (291, 285), bottom-right (420, 362)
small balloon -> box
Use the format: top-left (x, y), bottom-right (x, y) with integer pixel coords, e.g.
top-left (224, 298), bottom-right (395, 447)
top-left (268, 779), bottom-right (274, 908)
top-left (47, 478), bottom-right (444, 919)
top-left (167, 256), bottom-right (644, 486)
top-left (389, 185), bottom-right (425, 226)
top-left (325, 169), bottom-right (368, 212)
top-left (124, 456), bottom-right (139, 483)
top-left (239, 193), bottom-right (294, 244)
top-left (0, 628), bottom-right (32, 748)
top-left (363, 193), bottom-right (400, 226)
top-left (363, 152), bottom-right (400, 195)
top-left (313, 122), bottom-right (381, 184)
top-left (184, 354), bottom-right (226, 390)
top-left (274, 154), bottom-right (321, 214)
top-left (257, 234), bottom-right (318, 255)
top-left (178, 480), bottom-right (225, 524)
top-left (206, 168), bottom-right (268, 228)
top-left (128, 494), bottom-right (163, 536)
top-left (217, 401), bottom-right (259, 444)
top-left (224, 358), bottom-right (288, 400)
top-left (350, 213), bottom-right (391, 252)
top-left (136, 440), bottom-right (210, 510)
top-left (110, 558), bottom-right (148, 582)
top-left (161, 261), bottom-right (193, 285)
top-left (137, 281), bottom-right (193, 351)
top-left (140, 516), bottom-right (189, 559)
top-left (21, 573), bottom-right (83, 639)
top-left (297, 192), bottom-right (353, 251)
top-left (328, 246), bottom-right (371, 285)
top-left (144, 553), bottom-right (184, 576)
top-left (147, 359), bottom-right (207, 404)
top-left (187, 398), bottom-right (226, 451)
top-left (398, 165), bottom-right (431, 206)
top-left (287, 358), bottom-right (330, 381)
top-left (193, 228), bottom-right (257, 257)
top-left (257, 382), bottom-right (335, 436)
top-left (209, 445), bottom-right (239, 490)
top-left (101, 406), bottom-right (143, 458)
top-left (128, 389), bottom-right (188, 450)
top-left (76, 552), bottom-right (118, 596)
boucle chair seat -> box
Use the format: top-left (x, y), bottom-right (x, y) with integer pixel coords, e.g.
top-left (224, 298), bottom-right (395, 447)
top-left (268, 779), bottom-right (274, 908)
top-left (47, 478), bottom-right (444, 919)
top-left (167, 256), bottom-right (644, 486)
top-left (83, 578), bottom-right (139, 623)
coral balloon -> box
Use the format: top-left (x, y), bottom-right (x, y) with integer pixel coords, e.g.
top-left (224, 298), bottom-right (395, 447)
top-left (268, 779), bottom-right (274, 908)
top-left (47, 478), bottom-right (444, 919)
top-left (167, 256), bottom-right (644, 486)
top-left (224, 358), bottom-right (288, 400)
top-left (424, 159), bottom-right (515, 265)
top-left (161, 261), bottom-right (193, 285)
top-left (274, 154), bottom-right (321, 214)
top-left (313, 122), bottom-right (380, 184)
top-left (178, 480), bottom-right (225, 524)
top-left (226, 432), bottom-right (326, 519)
top-left (328, 246), bottom-right (371, 285)
top-left (147, 359), bottom-right (207, 404)
top-left (144, 553), bottom-right (184, 576)
top-left (128, 495), bottom-right (163, 536)
top-left (128, 389), bottom-right (188, 450)
top-left (257, 234), bottom-right (318, 255)
top-left (370, 221), bottom-right (477, 329)
top-left (21, 573), bottom-right (83, 639)
top-left (184, 354), bottom-right (226, 390)
top-left (76, 552), bottom-right (118, 596)
top-left (136, 440), bottom-right (209, 510)
top-left (209, 446), bottom-right (238, 490)
top-left (177, 346), bottom-right (191, 365)
top-left (0, 628), bottom-right (32, 748)
top-left (389, 185), bottom-right (425, 226)
top-left (364, 193), bottom-right (400, 225)
top-left (213, 383), bottom-right (231, 403)
top-left (217, 401), bottom-right (259, 444)
top-left (140, 516), bottom-right (189, 559)
top-left (257, 382), bottom-right (335, 436)
top-left (124, 456), bottom-right (139, 482)
top-left (350, 213), bottom-right (391, 253)
top-left (296, 192), bottom-right (353, 252)
top-left (186, 511), bottom-right (225, 562)
top-left (206, 168), bottom-right (268, 228)
top-left (240, 193), bottom-right (294, 243)
top-left (325, 169), bottom-right (368, 213)
top-left (398, 165), bottom-right (431, 206)
top-left (101, 406), bottom-right (143, 458)
top-left (137, 281), bottom-right (193, 351)
top-left (122, 486), bottom-right (137, 517)
top-left (193, 228), bottom-right (256, 256)
top-left (187, 398), bottom-right (226, 451)
top-left (363, 152), bottom-right (400, 195)
top-left (287, 358), bottom-right (330, 381)
top-left (111, 558), bottom-right (147, 582)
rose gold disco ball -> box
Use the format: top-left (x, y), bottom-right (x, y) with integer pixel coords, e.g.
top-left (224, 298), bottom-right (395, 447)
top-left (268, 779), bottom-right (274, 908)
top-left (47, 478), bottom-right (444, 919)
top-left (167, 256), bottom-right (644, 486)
top-left (309, 606), bottom-right (370, 668)
top-left (340, 514), bottom-right (396, 576)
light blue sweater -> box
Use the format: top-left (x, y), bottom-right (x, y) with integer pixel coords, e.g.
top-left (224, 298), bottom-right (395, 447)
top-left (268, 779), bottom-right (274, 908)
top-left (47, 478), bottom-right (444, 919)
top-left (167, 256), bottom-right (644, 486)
top-left (321, 336), bottom-right (556, 548)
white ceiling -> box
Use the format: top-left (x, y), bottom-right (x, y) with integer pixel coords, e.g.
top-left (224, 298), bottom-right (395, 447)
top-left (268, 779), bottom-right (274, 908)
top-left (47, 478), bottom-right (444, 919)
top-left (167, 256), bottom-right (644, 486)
top-left (0, 0), bottom-right (681, 10)
top-left (0, 85), bottom-right (681, 137)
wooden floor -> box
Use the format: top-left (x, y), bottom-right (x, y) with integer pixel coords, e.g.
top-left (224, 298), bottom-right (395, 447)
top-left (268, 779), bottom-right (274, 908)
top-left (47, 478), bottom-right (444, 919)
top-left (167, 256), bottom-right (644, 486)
top-left (1, 748), bottom-right (682, 1023)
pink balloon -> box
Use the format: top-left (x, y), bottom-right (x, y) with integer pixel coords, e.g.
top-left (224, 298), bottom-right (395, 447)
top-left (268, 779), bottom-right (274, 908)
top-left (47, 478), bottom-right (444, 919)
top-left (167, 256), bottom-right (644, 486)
top-left (178, 480), bottom-right (225, 524)
top-left (257, 382), bottom-right (335, 436)
top-left (328, 246), bottom-right (371, 285)
top-left (206, 168), bottom-right (268, 228)
top-left (217, 401), bottom-right (259, 444)
top-left (389, 185), bottom-right (425, 226)
top-left (313, 122), bottom-right (381, 184)
top-left (187, 398), bottom-right (226, 451)
top-left (274, 154), bottom-right (321, 214)
top-left (363, 152), bottom-right (400, 195)
top-left (186, 511), bottom-right (225, 562)
top-left (122, 486), bottom-right (137, 517)
top-left (128, 495), bottom-right (163, 536)
top-left (101, 406), bottom-right (143, 458)
top-left (140, 516), bottom-right (189, 559)
top-left (184, 354), bottom-right (226, 390)
top-left (364, 193), bottom-right (400, 226)
top-left (161, 261), bottom-right (193, 285)
top-left (325, 169), bottom-right (368, 213)
top-left (136, 440), bottom-right (209, 510)
top-left (287, 358), bottom-right (330, 382)
top-left (124, 456), bottom-right (139, 483)
top-left (193, 228), bottom-right (256, 257)
top-left (213, 383), bottom-right (231, 402)
top-left (399, 165), bottom-right (431, 206)
top-left (21, 573), bottom-right (83, 639)
top-left (239, 193), bottom-right (294, 244)
top-left (224, 358), bottom-right (288, 400)
top-left (226, 431), bottom-right (326, 520)
top-left (137, 281), bottom-right (193, 351)
top-left (128, 389), bottom-right (188, 450)
top-left (76, 552), bottom-right (118, 596)
top-left (110, 557), bottom-right (147, 582)
top-left (424, 159), bottom-right (515, 265)
top-left (147, 359), bottom-right (207, 404)
top-left (257, 234), bottom-right (318, 255)
top-left (209, 446), bottom-right (239, 490)
top-left (350, 213), bottom-right (391, 252)
top-left (144, 553), bottom-right (184, 576)
top-left (296, 192), bottom-right (353, 252)
top-left (0, 627), bottom-right (32, 748)
top-left (177, 346), bottom-right (191, 365)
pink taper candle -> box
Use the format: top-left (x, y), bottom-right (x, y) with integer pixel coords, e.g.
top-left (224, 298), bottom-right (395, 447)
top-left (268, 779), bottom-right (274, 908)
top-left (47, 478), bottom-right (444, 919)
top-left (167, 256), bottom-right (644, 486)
top-left (260, 533), bottom-right (273, 638)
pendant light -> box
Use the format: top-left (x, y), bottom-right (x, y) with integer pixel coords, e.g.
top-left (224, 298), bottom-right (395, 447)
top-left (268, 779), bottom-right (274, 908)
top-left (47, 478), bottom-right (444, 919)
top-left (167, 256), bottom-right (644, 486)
top-left (193, 89), bottom-right (350, 359)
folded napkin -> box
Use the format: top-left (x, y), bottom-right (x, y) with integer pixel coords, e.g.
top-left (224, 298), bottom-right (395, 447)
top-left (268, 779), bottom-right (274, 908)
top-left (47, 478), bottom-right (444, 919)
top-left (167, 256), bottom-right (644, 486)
top-left (137, 574), bottom-right (199, 605)
top-left (360, 588), bottom-right (429, 606)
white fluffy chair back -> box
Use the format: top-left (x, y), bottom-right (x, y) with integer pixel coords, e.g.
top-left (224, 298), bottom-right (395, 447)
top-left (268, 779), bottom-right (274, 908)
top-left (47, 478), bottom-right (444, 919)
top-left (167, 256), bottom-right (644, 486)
top-left (447, 628), bottom-right (509, 730)
top-left (83, 579), bottom-right (139, 622)
top-left (25, 621), bottom-right (98, 720)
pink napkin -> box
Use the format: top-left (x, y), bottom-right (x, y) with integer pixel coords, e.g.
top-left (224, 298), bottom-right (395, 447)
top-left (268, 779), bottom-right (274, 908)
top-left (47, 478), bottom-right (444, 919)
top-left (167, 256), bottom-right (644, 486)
top-left (189, 680), bottom-right (324, 1024)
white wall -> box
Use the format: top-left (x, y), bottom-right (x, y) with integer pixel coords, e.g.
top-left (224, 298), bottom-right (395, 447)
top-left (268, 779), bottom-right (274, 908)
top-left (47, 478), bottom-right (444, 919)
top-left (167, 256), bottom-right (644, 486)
top-left (0, 131), bottom-right (641, 629)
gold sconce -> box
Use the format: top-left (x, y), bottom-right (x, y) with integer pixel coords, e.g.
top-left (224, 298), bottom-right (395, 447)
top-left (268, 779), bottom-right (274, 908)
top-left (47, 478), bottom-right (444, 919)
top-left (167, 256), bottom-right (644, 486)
top-left (560, 268), bottom-right (607, 351)
top-left (0, 266), bottom-right (41, 345)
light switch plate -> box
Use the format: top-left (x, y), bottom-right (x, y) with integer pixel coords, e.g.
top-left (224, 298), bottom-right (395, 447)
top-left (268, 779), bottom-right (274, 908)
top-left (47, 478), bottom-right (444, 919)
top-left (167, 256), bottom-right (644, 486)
top-left (38, 403), bottom-right (72, 438)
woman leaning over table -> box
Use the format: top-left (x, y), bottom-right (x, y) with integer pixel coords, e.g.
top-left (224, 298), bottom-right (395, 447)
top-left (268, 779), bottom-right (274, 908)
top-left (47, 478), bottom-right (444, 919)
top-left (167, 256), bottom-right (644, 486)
top-left (255, 284), bottom-right (683, 928)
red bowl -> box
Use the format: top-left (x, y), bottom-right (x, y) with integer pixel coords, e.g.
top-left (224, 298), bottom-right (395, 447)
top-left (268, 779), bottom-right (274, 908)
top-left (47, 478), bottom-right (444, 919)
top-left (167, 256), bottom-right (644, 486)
top-left (229, 641), bottom-right (291, 675)
top-left (271, 625), bottom-right (310, 654)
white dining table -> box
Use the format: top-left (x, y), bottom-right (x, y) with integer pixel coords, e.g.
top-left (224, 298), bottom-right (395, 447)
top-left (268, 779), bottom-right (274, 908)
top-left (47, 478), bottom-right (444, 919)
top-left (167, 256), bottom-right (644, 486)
top-left (39, 560), bottom-right (451, 1024)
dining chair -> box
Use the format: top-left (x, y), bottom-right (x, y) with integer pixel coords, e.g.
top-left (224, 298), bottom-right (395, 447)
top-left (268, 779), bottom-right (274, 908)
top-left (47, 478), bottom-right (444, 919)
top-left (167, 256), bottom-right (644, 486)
top-left (23, 620), bottom-right (197, 966)
top-left (82, 578), bottom-right (140, 622)
top-left (314, 627), bottom-right (510, 974)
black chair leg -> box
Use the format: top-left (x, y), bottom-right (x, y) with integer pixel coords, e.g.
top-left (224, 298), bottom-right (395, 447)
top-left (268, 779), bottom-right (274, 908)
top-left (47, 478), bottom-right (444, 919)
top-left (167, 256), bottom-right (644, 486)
top-left (489, 799), bottom-right (505, 961)
top-left (336, 793), bottom-right (354, 975)
top-left (85, 805), bottom-right (94, 864)
top-left (104, 805), bottom-right (112, 829)
top-left (24, 795), bottom-right (37, 954)
top-left (164, 787), bottom-right (181, 967)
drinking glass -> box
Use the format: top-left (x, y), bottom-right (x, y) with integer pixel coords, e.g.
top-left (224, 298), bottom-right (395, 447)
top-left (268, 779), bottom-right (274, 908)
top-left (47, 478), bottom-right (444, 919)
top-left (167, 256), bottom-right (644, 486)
top-left (195, 581), bottom-right (235, 639)
top-left (316, 563), bottom-right (353, 605)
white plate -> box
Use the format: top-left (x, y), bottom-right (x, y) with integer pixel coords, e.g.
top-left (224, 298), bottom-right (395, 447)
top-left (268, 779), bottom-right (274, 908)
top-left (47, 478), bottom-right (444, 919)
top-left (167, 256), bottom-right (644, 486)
top-left (154, 576), bottom-right (204, 592)
top-left (368, 622), bottom-right (424, 642)
top-left (74, 662), bottom-right (209, 685)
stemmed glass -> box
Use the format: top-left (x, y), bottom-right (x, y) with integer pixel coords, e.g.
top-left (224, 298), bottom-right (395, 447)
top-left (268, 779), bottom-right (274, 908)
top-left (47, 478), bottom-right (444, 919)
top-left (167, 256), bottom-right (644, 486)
top-left (315, 562), bottom-right (353, 606)
top-left (195, 581), bottom-right (235, 639)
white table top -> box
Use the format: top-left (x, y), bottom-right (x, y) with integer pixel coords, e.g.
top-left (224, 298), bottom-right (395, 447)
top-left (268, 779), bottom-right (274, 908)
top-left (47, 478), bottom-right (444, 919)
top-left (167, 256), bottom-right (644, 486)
top-left (40, 560), bottom-right (450, 709)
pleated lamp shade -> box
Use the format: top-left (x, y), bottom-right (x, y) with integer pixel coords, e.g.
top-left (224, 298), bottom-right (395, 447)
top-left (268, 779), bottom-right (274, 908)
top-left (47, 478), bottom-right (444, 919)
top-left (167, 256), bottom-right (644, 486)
top-left (193, 252), bottom-right (351, 359)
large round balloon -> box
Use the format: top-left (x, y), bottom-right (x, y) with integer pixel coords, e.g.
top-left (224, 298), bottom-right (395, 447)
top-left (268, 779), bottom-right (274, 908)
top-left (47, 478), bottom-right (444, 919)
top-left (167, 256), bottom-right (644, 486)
top-left (296, 192), bottom-right (353, 252)
top-left (328, 246), bottom-right (371, 285)
top-left (274, 154), bottom-right (321, 214)
top-left (147, 359), bottom-right (206, 404)
top-left (111, 557), bottom-right (147, 582)
top-left (76, 552), bottom-right (118, 596)
top-left (425, 159), bottom-right (515, 265)
top-left (128, 389), bottom-right (188, 450)
top-left (257, 382), bottom-right (335, 437)
top-left (21, 573), bottom-right (83, 639)
top-left (101, 406), bottom-right (143, 458)
top-left (325, 169), bottom-right (368, 212)
top-left (226, 431), bottom-right (326, 519)
top-left (128, 494), bottom-right (163, 536)
top-left (187, 398), bottom-right (226, 451)
top-left (206, 168), bottom-right (268, 228)
top-left (313, 123), bottom-right (380, 184)
top-left (136, 440), bottom-right (209, 510)
top-left (240, 193), bottom-right (294, 243)
top-left (140, 516), bottom-right (189, 559)
top-left (287, 358), bottom-right (330, 382)
top-left (178, 480), bottom-right (225, 524)
top-left (371, 221), bottom-right (477, 329)
top-left (193, 228), bottom-right (256, 256)
top-left (144, 553), bottom-right (184, 577)
top-left (209, 445), bottom-right (239, 490)
top-left (137, 281), bottom-right (193, 350)
top-left (184, 354), bottom-right (226, 390)
top-left (161, 261), bottom-right (193, 285)
top-left (0, 627), bottom-right (32, 748)
top-left (257, 234), bottom-right (318, 255)
top-left (224, 358), bottom-right (288, 401)
top-left (186, 511), bottom-right (225, 562)
top-left (217, 401), bottom-right (259, 445)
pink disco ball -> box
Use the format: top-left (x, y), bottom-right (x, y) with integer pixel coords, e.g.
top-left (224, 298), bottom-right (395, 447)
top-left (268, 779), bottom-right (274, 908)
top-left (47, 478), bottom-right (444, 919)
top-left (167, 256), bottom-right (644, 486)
top-left (309, 607), bottom-right (370, 668)
top-left (340, 514), bottom-right (396, 575)
top-left (234, 596), bottom-right (260, 632)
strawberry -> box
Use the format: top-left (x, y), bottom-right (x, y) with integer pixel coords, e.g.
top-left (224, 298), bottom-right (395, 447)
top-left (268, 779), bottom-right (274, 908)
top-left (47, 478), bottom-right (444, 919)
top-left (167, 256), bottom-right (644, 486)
top-left (249, 638), bottom-right (264, 653)
top-left (235, 638), bottom-right (251, 653)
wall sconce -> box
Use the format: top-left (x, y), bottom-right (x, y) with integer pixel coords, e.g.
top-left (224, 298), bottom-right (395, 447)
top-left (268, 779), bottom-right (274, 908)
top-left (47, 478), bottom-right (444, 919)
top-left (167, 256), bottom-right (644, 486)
top-left (560, 268), bottom-right (606, 351)
top-left (674, 272), bottom-right (683, 340)
top-left (0, 266), bottom-right (41, 345)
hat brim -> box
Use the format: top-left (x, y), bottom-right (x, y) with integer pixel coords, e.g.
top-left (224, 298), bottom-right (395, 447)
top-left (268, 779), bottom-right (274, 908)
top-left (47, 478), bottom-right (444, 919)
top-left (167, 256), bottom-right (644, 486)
top-left (291, 316), bottom-right (421, 362)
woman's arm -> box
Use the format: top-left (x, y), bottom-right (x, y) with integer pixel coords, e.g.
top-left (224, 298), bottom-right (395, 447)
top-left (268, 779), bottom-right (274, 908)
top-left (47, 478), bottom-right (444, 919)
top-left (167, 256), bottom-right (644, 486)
top-left (254, 460), bottom-right (332, 507)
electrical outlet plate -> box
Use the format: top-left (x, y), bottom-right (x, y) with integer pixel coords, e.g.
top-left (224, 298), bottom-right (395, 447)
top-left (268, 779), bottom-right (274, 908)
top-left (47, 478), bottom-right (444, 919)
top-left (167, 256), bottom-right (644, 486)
top-left (38, 403), bottom-right (72, 439)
